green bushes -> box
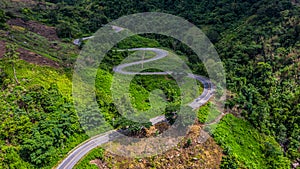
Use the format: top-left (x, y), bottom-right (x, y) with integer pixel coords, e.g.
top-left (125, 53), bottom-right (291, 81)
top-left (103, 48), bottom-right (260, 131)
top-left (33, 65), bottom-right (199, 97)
top-left (213, 114), bottom-right (290, 169)
top-left (0, 58), bottom-right (87, 168)
top-left (220, 155), bottom-right (238, 169)
top-left (0, 83), bottom-right (85, 167)
top-left (0, 9), bottom-right (8, 29)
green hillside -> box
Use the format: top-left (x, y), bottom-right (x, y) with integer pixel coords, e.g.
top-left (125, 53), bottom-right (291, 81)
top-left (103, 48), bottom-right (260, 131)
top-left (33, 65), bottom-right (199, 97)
top-left (0, 0), bottom-right (299, 168)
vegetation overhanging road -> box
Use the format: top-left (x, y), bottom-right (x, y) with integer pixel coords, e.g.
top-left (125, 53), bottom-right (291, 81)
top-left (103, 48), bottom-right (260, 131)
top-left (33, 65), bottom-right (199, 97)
top-left (57, 47), bottom-right (221, 169)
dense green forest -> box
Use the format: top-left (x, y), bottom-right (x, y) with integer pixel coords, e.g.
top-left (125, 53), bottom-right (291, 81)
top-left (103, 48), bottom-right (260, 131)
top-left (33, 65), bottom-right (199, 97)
top-left (0, 0), bottom-right (299, 168)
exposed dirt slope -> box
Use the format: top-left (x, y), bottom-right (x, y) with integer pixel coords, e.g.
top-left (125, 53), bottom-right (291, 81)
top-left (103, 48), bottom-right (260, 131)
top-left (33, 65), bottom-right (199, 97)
top-left (0, 40), bottom-right (60, 68)
top-left (91, 124), bottom-right (223, 169)
top-left (17, 48), bottom-right (60, 68)
top-left (7, 18), bottom-right (59, 41)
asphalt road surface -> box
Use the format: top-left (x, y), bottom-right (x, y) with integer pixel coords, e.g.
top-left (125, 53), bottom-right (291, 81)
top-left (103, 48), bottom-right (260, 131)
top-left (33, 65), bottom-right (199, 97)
top-left (56, 48), bottom-right (216, 169)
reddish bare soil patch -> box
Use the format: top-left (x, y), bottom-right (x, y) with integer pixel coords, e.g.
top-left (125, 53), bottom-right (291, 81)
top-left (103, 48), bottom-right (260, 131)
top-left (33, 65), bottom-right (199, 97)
top-left (17, 48), bottom-right (60, 68)
top-left (7, 18), bottom-right (59, 41)
top-left (0, 41), bottom-right (6, 58)
top-left (0, 41), bottom-right (59, 68)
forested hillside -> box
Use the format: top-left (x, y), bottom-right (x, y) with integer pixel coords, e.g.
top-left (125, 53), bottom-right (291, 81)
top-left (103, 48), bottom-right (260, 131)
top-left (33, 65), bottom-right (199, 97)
top-left (0, 0), bottom-right (299, 168)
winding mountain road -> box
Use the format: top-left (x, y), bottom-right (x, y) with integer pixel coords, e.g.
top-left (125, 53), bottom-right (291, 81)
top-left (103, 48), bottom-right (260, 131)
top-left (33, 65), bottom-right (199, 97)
top-left (56, 48), bottom-right (217, 169)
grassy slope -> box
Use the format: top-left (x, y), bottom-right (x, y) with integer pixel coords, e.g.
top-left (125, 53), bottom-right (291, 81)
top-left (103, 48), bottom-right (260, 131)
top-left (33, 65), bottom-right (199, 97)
top-left (0, 60), bottom-right (71, 95)
top-left (0, 24), bottom-right (78, 66)
top-left (211, 114), bottom-right (290, 169)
